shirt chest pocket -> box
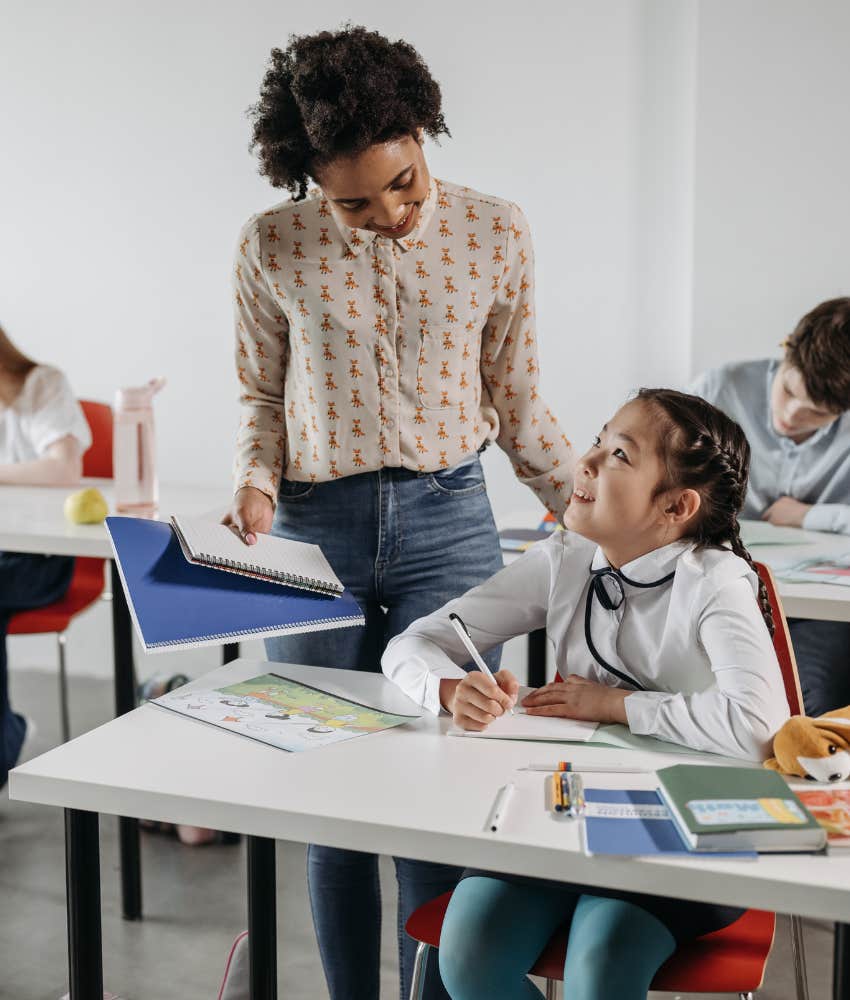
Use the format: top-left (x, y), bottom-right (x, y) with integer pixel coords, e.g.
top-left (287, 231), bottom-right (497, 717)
top-left (414, 303), bottom-right (486, 411)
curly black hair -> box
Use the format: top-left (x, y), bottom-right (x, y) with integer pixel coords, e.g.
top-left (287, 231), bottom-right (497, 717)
top-left (248, 26), bottom-right (450, 200)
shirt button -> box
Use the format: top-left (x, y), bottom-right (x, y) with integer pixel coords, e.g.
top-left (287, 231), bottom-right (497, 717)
top-left (385, 418), bottom-right (395, 429)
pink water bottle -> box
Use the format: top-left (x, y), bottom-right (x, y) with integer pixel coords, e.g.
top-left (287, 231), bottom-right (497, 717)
top-left (113, 377), bottom-right (166, 514)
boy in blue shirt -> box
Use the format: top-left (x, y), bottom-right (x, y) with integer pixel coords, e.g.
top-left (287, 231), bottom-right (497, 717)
top-left (691, 297), bottom-right (850, 717)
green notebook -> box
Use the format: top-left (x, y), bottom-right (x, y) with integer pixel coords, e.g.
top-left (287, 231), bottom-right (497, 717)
top-left (656, 764), bottom-right (826, 853)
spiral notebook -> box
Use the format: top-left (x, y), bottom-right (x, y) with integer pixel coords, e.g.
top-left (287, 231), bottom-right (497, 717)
top-left (105, 516), bottom-right (364, 652)
top-left (171, 514), bottom-right (343, 596)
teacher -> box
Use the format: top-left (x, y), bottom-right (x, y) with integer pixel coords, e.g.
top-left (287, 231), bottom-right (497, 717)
top-left (224, 26), bottom-right (573, 1000)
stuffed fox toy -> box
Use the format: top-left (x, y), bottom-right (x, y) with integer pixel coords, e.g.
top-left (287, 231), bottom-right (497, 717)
top-left (765, 707), bottom-right (850, 782)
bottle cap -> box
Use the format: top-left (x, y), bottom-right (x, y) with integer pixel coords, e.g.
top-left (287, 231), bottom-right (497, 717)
top-left (115, 376), bottom-right (166, 411)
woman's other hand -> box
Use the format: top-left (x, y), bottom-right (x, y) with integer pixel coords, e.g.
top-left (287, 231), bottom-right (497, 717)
top-left (522, 675), bottom-right (629, 724)
top-left (440, 669), bottom-right (519, 731)
top-left (222, 486), bottom-right (274, 545)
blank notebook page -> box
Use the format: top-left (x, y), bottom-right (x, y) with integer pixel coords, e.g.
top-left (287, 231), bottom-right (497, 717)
top-left (172, 515), bottom-right (343, 593)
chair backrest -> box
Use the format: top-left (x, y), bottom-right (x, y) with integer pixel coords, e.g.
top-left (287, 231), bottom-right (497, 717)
top-left (754, 561), bottom-right (804, 716)
top-left (79, 399), bottom-right (114, 478)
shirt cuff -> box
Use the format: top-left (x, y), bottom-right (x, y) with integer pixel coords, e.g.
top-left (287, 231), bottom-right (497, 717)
top-left (623, 690), bottom-right (665, 735)
top-left (803, 504), bottom-right (848, 534)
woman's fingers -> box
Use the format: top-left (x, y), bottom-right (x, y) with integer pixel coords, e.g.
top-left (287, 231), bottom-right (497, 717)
top-left (464, 673), bottom-right (513, 713)
top-left (495, 669), bottom-right (520, 703)
top-left (222, 487), bottom-right (274, 545)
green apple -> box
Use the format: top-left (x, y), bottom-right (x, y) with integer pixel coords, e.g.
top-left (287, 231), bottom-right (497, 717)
top-left (64, 487), bottom-right (109, 524)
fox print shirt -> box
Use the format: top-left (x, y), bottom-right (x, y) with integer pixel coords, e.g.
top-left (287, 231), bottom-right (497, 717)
top-left (232, 178), bottom-right (573, 513)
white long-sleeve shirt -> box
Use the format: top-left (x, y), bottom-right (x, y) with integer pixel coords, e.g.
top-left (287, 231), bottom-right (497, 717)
top-left (382, 532), bottom-right (790, 761)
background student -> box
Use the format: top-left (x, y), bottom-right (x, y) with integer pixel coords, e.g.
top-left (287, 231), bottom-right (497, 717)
top-left (221, 25), bottom-right (574, 1000)
top-left (0, 324), bottom-right (90, 790)
top-left (689, 297), bottom-right (850, 716)
top-left (382, 388), bottom-right (789, 1000)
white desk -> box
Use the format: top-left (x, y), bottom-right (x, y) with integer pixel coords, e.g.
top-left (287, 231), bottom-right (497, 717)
top-left (744, 523), bottom-right (850, 623)
top-left (1, 480), bottom-right (234, 921)
top-left (11, 658), bottom-right (850, 1000)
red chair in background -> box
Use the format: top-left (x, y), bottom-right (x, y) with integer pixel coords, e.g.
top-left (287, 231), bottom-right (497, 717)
top-left (404, 561), bottom-right (808, 1000)
top-left (8, 400), bottom-right (113, 743)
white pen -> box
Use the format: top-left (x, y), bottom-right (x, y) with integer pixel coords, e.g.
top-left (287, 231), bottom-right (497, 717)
top-left (520, 762), bottom-right (650, 773)
top-left (487, 782), bottom-right (516, 833)
top-left (449, 612), bottom-right (515, 715)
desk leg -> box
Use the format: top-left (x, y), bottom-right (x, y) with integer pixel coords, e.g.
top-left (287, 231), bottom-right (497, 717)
top-left (65, 809), bottom-right (103, 1000)
top-left (110, 561), bottom-right (142, 921)
top-left (248, 836), bottom-right (277, 1000)
top-left (835, 923), bottom-right (850, 999)
top-left (223, 643), bottom-right (240, 664)
top-left (527, 628), bottom-right (547, 688)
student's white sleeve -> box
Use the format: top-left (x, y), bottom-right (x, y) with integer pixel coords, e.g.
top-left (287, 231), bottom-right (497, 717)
top-left (624, 578), bottom-right (790, 760)
top-left (382, 538), bottom-right (559, 714)
top-left (23, 367), bottom-right (92, 456)
top-left (803, 504), bottom-right (850, 535)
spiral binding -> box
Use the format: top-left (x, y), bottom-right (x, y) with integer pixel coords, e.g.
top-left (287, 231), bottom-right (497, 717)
top-left (196, 551), bottom-right (343, 596)
top-left (149, 614), bottom-right (363, 647)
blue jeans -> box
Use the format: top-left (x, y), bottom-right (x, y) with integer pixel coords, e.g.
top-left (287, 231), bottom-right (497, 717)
top-left (788, 617), bottom-right (850, 717)
top-left (264, 456), bottom-right (504, 1000)
top-left (0, 551), bottom-right (75, 788)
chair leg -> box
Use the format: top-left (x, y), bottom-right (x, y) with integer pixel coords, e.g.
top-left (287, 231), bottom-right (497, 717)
top-left (545, 979), bottom-right (558, 1000)
top-left (409, 942), bottom-right (431, 1000)
top-left (738, 994), bottom-right (753, 1000)
top-left (57, 632), bottom-right (71, 743)
top-left (790, 914), bottom-right (810, 1000)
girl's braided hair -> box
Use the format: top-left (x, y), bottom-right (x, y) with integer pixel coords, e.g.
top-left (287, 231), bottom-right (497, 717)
top-left (637, 388), bottom-right (774, 637)
top-left (248, 26), bottom-right (449, 200)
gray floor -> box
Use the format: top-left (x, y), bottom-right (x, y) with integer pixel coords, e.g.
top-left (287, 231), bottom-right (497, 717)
top-left (0, 669), bottom-right (836, 999)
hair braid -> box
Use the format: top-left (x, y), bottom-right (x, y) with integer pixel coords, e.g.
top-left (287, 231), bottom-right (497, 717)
top-left (636, 388), bottom-right (775, 639)
top-left (727, 519), bottom-right (775, 637)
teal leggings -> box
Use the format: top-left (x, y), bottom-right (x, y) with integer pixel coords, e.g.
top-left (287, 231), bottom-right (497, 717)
top-left (438, 877), bottom-right (676, 1000)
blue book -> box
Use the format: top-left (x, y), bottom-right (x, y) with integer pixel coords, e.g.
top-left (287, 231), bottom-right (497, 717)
top-left (583, 789), bottom-right (755, 859)
top-left (105, 516), bottom-right (364, 652)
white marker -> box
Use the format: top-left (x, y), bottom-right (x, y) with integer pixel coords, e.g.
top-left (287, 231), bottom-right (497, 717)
top-left (449, 612), bottom-right (515, 715)
top-left (488, 782), bottom-right (516, 834)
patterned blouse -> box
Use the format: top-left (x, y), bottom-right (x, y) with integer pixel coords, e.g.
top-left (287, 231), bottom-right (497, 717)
top-left (232, 177), bottom-right (574, 516)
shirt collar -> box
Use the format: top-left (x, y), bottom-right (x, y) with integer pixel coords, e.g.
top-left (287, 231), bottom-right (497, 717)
top-left (331, 177), bottom-right (439, 258)
top-left (590, 539), bottom-right (691, 583)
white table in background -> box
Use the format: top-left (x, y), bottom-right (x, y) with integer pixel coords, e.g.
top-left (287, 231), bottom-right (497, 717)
top-left (11, 658), bottom-right (850, 1000)
top-left (1, 480), bottom-right (235, 920)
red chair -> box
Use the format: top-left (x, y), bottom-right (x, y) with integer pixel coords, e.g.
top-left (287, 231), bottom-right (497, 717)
top-left (8, 400), bottom-right (113, 743)
top-left (405, 561), bottom-right (808, 1000)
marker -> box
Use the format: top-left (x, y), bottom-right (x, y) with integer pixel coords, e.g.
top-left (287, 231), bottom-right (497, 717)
top-left (550, 772), bottom-right (565, 813)
top-left (488, 783), bottom-right (515, 833)
top-left (566, 772), bottom-right (585, 818)
top-left (521, 762), bottom-right (650, 774)
top-left (449, 612), bottom-right (515, 715)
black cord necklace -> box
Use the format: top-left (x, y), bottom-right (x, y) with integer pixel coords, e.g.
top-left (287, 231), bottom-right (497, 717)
top-left (584, 565), bottom-right (676, 690)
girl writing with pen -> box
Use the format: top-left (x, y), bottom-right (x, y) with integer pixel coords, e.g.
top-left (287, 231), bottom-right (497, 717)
top-left (382, 388), bottom-right (789, 1000)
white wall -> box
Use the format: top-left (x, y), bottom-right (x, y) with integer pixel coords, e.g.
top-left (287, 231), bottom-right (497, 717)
top-left (4, 1), bottom-right (848, 684)
top-left (691, 0), bottom-right (850, 374)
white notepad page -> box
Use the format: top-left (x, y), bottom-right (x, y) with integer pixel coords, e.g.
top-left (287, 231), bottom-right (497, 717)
top-left (449, 686), bottom-right (598, 742)
top-left (172, 515), bottom-right (343, 595)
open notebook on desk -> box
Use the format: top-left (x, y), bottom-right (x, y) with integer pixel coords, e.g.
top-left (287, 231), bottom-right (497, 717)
top-left (449, 687), bottom-right (598, 742)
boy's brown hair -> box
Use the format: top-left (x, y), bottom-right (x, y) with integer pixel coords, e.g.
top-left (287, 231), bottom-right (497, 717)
top-left (784, 297), bottom-right (850, 413)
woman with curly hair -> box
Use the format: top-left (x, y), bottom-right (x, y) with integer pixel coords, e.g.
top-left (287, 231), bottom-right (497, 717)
top-left (221, 25), bottom-right (574, 1000)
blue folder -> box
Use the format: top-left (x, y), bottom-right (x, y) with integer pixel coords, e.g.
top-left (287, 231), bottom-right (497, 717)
top-left (105, 516), bottom-right (364, 652)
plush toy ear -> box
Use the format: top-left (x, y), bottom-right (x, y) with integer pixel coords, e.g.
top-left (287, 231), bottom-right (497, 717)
top-left (764, 757), bottom-right (783, 772)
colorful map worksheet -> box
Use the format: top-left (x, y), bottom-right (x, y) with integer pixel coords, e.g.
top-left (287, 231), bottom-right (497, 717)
top-left (153, 672), bottom-right (419, 752)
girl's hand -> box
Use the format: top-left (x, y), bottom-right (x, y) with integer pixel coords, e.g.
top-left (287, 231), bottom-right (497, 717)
top-left (521, 675), bottom-right (629, 724)
top-left (440, 670), bottom-right (519, 731)
top-left (222, 486), bottom-right (274, 545)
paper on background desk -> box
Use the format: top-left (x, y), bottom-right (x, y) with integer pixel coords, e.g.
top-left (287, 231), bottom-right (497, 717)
top-left (776, 553), bottom-right (850, 586)
top-left (739, 520), bottom-right (812, 546)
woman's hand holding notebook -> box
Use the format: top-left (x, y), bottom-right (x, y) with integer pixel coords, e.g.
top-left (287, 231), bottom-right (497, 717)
top-left (171, 514), bottom-right (343, 596)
